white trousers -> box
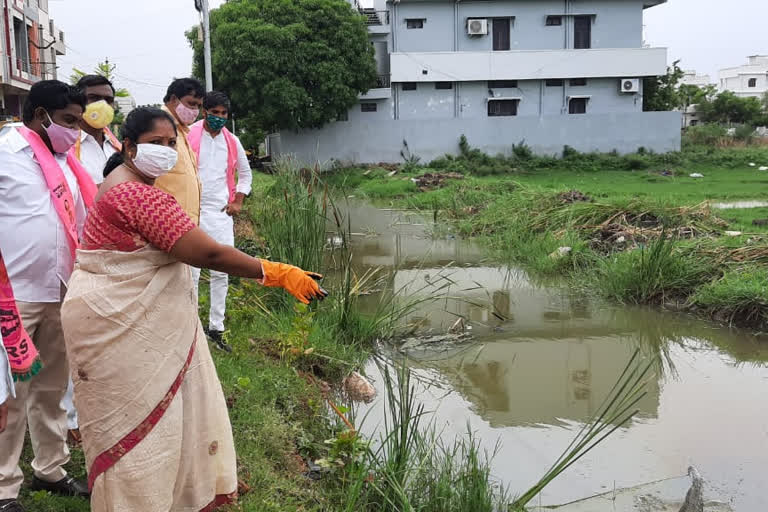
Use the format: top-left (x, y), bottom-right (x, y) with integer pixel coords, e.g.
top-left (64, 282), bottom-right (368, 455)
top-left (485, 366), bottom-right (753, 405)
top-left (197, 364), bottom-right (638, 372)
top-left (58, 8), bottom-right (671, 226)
top-left (192, 209), bottom-right (234, 332)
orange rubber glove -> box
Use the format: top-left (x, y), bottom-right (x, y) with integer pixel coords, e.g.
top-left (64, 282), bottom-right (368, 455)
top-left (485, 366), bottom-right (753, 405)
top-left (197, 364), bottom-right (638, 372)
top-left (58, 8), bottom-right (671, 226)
top-left (259, 260), bottom-right (327, 304)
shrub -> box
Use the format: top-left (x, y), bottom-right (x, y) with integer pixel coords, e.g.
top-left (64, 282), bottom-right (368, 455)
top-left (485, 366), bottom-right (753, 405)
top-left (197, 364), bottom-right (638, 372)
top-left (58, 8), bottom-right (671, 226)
top-left (683, 123), bottom-right (727, 146)
top-left (562, 145), bottom-right (580, 158)
top-left (511, 140), bottom-right (533, 160)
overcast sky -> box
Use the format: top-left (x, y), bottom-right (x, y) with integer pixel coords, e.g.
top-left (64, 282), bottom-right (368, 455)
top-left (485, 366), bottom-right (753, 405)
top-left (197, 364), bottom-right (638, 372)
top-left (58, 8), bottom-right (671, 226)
top-left (49, 0), bottom-right (766, 105)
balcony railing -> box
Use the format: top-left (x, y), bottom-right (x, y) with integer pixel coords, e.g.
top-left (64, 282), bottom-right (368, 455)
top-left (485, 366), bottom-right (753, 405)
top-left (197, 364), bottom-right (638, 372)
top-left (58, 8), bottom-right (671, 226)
top-left (361, 9), bottom-right (389, 25)
top-left (375, 74), bottom-right (391, 88)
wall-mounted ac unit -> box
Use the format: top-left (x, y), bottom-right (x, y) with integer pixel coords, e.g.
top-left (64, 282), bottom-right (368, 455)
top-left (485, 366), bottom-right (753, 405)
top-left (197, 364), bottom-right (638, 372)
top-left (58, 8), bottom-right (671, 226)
top-left (620, 78), bottom-right (640, 93)
top-left (467, 19), bottom-right (488, 35)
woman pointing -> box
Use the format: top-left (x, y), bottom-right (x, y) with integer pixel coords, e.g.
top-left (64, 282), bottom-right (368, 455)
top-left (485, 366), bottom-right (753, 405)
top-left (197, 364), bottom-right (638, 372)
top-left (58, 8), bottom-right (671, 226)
top-left (61, 107), bottom-right (325, 511)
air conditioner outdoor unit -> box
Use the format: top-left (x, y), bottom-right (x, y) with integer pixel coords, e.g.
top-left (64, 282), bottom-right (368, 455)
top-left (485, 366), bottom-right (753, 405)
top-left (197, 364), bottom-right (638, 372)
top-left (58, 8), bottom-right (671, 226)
top-left (467, 18), bottom-right (488, 35)
top-left (620, 78), bottom-right (640, 93)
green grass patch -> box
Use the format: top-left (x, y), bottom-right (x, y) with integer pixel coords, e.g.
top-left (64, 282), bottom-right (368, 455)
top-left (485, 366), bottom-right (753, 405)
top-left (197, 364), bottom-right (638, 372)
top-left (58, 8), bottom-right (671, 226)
top-left (692, 268), bottom-right (768, 328)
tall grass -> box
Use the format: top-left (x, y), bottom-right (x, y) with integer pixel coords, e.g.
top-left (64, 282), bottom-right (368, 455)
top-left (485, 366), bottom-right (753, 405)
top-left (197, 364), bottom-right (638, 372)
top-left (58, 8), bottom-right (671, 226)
top-left (259, 158), bottom-right (327, 273)
top-left (340, 363), bottom-right (509, 512)
top-left (593, 235), bottom-right (717, 304)
top-left (692, 267), bottom-right (768, 327)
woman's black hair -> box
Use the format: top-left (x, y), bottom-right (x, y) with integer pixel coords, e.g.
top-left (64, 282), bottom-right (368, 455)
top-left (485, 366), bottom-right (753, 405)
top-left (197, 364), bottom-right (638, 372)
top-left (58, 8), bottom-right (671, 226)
top-left (76, 74), bottom-right (116, 95)
top-left (203, 91), bottom-right (230, 111)
top-left (22, 80), bottom-right (86, 123)
top-left (163, 77), bottom-right (204, 104)
top-left (103, 107), bottom-right (177, 177)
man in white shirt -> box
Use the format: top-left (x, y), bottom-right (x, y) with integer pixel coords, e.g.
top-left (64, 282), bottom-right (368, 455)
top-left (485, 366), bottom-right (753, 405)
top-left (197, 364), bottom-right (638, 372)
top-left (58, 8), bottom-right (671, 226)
top-left (0, 80), bottom-right (90, 511)
top-left (189, 92), bottom-right (252, 351)
top-left (72, 75), bottom-right (119, 184)
top-left (60, 74), bottom-right (120, 446)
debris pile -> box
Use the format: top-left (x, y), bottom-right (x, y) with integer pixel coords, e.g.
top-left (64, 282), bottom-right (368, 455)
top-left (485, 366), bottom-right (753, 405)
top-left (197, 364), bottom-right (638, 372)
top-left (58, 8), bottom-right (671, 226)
top-left (558, 189), bottom-right (592, 204)
top-left (411, 172), bottom-right (465, 191)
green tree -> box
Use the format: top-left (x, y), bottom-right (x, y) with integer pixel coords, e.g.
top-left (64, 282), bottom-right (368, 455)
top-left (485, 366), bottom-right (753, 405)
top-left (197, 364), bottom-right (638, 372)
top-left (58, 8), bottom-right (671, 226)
top-left (186, 0), bottom-right (377, 135)
top-left (677, 83), bottom-right (716, 110)
top-left (761, 91), bottom-right (768, 111)
top-left (643, 60), bottom-right (684, 111)
top-left (69, 60), bottom-right (131, 124)
top-left (697, 91), bottom-right (763, 125)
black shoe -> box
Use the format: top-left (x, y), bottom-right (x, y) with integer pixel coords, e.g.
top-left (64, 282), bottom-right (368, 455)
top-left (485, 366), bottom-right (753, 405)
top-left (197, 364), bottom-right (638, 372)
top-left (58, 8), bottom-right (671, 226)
top-left (0, 499), bottom-right (25, 512)
top-left (208, 330), bottom-right (232, 352)
top-left (30, 475), bottom-right (90, 498)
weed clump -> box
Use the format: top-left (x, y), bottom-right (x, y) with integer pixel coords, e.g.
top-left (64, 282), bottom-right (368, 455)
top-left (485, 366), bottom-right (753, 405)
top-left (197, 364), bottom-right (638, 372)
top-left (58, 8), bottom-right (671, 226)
top-left (692, 268), bottom-right (768, 327)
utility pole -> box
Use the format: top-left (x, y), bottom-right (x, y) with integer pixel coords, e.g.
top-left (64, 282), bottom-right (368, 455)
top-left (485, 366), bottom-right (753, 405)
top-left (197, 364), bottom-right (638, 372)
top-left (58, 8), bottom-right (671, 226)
top-left (195, 0), bottom-right (213, 92)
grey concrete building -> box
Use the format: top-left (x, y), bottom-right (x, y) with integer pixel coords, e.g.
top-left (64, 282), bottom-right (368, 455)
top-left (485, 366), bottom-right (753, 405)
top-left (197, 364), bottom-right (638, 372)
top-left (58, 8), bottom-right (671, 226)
top-left (274, 0), bottom-right (680, 165)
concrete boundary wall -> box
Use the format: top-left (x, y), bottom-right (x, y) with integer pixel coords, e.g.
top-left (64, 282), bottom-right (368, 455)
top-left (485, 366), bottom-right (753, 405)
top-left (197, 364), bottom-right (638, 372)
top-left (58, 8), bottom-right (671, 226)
top-left (276, 111), bottom-right (681, 165)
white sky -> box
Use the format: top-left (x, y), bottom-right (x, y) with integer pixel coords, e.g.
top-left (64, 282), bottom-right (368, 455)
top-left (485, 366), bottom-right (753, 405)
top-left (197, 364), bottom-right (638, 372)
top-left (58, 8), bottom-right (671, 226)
top-left (49, 0), bottom-right (766, 105)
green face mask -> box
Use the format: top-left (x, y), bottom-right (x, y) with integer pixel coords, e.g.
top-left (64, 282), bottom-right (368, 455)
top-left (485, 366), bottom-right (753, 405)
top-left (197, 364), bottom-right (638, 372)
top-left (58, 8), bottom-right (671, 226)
top-left (206, 114), bottom-right (227, 132)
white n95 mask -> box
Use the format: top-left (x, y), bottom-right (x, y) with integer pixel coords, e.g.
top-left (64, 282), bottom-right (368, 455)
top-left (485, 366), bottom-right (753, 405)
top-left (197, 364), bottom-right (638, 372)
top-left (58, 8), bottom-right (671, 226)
top-left (132, 144), bottom-right (178, 178)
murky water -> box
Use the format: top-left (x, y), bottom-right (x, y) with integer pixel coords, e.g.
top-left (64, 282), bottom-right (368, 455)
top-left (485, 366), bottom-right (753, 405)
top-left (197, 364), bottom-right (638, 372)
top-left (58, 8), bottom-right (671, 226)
top-left (712, 200), bottom-right (768, 210)
top-left (333, 201), bottom-right (768, 511)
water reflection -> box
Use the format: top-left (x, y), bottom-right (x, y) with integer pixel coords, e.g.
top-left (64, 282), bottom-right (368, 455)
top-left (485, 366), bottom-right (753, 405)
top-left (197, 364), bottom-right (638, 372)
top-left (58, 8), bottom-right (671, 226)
top-left (336, 201), bottom-right (768, 510)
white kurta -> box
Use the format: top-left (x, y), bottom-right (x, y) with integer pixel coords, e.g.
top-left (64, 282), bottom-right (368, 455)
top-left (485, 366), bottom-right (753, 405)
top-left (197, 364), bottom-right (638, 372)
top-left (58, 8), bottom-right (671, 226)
top-left (192, 129), bottom-right (252, 332)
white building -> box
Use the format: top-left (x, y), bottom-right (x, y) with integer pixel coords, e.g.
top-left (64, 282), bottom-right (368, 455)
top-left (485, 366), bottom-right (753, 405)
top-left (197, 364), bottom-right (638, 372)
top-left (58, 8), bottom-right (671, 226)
top-left (718, 55), bottom-right (768, 99)
top-left (679, 70), bottom-right (714, 128)
top-left (681, 70), bottom-right (713, 88)
top-left (115, 95), bottom-right (136, 117)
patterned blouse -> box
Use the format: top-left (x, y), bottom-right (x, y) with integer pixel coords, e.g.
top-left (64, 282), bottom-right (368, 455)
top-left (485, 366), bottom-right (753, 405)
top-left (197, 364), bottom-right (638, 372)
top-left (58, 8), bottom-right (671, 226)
top-left (82, 181), bottom-right (196, 253)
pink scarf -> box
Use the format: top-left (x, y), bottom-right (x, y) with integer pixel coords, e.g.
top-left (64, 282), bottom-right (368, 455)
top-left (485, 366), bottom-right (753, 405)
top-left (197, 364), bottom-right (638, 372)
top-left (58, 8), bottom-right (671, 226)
top-left (0, 250), bottom-right (41, 381)
top-left (187, 121), bottom-right (238, 203)
top-left (18, 126), bottom-right (97, 260)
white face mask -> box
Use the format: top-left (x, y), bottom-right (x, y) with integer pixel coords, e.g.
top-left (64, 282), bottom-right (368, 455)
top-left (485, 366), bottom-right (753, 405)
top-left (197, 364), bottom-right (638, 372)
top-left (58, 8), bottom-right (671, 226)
top-left (131, 144), bottom-right (178, 179)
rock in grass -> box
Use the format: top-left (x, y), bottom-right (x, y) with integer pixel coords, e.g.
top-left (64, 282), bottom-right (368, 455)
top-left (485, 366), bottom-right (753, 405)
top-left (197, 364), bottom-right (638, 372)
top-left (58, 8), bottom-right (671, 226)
top-left (752, 219), bottom-right (768, 226)
top-left (342, 371), bottom-right (377, 403)
top-left (549, 246), bottom-right (572, 260)
top-left (724, 231), bottom-right (742, 236)
top-left (689, 173), bottom-right (704, 178)
top-left (759, 166), bottom-right (768, 171)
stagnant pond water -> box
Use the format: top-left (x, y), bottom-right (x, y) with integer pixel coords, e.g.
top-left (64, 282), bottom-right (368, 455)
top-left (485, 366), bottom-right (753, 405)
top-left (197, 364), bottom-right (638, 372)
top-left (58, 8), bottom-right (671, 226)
top-left (334, 201), bottom-right (768, 511)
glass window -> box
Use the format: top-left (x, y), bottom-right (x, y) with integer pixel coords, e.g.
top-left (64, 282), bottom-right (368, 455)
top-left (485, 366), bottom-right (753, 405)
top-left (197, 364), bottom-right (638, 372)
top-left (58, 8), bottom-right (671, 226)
top-left (569, 98), bottom-right (588, 114)
top-left (488, 80), bottom-right (518, 88)
top-left (406, 18), bottom-right (425, 29)
top-left (488, 99), bottom-right (519, 117)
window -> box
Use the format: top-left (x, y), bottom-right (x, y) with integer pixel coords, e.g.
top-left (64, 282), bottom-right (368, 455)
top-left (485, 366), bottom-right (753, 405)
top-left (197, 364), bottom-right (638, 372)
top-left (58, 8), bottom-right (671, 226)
top-left (488, 99), bottom-right (518, 117)
top-left (546, 16), bottom-right (562, 26)
top-left (361, 103), bottom-right (378, 113)
top-left (492, 18), bottom-right (511, 51)
top-left (574, 16), bottom-right (591, 49)
top-left (402, 82), bottom-right (417, 91)
top-left (488, 80), bottom-right (518, 88)
top-left (570, 78), bottom-right (587, 86)
top-left (748, 78), bottom-right (757, 88)
top-left (546, 79), bottom-right (564, 87)
top-left (435, 82), bottom-right (453, 90)
top-left (406, 18), bottom-right (425, 29)
top-left (569, 98), bottom-right (588, 114)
